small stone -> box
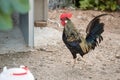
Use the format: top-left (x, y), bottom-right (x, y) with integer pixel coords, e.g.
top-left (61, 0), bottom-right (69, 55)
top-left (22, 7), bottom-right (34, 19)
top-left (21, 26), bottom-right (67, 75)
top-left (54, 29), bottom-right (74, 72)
top-left (88, 76), bottom-right (92, 79)
top-left (116, 70), bottom-right (120, 73)
top-left (115, 54), bottom-right (120, 59)
top-left (102, 64), bottom-right (106, 66)
top-left (77, 16), bottom-right (83, 19)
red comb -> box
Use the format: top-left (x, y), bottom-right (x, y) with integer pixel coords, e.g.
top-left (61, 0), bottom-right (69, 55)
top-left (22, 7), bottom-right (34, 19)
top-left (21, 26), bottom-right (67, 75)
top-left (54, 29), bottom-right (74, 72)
top-left (60, 13), bottom-right (72, 19)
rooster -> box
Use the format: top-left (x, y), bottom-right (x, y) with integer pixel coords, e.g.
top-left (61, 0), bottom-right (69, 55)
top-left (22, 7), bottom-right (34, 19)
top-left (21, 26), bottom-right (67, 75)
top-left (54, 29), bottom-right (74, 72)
top-left (60, 13), bottom-right (110, 66)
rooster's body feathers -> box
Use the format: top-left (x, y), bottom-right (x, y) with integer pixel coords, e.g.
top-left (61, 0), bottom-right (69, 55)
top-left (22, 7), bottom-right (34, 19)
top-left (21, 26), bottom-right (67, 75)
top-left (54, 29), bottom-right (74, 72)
top-left (62, 14), bottom-right (109, 59)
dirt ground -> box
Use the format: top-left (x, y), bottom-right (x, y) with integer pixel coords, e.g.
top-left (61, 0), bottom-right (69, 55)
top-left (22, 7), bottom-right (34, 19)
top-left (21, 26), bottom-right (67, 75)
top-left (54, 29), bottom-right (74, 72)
top-left (0, 10), bottom-right (120, 80)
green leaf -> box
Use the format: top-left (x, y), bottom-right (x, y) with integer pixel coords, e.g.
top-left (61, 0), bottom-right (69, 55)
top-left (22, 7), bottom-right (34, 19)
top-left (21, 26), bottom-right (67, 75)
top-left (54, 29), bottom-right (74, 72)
top-left (79, 0), bottom-right (93, 9)
top-left (0, 0), bottom-right (29, 31)
top-left (99, 4), bottom-right (106, 11)
top-left (79, 0), bottom-right (88, 9)
top-left (11, 0), bottom-right (29, 13)
top-left (0, 12), bottom-right (12, 30)
top-left (111, 1), bottom-right (117, 11)
top-left (105, 1), bottom-right (111, 9)
top-left (95, 0), bottom-right (99, 5)
top-left (0, 0), bottom-right (12, 14)
top-left (117, 5), bottom-right (120, 10)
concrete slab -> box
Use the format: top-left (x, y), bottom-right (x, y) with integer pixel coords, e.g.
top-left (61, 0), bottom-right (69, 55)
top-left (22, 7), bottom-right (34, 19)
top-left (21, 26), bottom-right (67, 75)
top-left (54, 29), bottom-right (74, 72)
top-left (0, 27), bottom-right (30, 54)
top-left (0, 26), bottom-right (62, 54)
top-left (34, 27), bottom-right (62, 47)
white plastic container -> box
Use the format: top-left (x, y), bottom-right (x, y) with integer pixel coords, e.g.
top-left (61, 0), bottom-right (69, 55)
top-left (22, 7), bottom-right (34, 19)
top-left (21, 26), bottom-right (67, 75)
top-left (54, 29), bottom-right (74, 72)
top-left (0, 66), bottom-right (35, 80)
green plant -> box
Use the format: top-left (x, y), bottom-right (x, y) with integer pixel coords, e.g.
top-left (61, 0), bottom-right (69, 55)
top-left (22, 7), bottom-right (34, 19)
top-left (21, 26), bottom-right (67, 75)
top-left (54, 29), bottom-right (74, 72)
top-left (0, 0), bottom-right (29, 31)
top-left (99, 0), bottom-right (118, 11)
top-left (79, 0), bottom-right (120, 11)
top-left (79, 0), bottom-right (94, 9)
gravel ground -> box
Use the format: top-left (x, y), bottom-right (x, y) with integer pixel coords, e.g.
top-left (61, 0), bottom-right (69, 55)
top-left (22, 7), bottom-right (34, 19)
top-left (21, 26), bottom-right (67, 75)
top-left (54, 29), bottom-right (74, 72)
top-left (0, 10), bottom-right (120, 80)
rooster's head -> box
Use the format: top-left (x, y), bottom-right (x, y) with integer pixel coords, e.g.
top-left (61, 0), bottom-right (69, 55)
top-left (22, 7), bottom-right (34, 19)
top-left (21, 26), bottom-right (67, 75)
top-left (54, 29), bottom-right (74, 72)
top-left (60, 13), bottom-right (72, 26)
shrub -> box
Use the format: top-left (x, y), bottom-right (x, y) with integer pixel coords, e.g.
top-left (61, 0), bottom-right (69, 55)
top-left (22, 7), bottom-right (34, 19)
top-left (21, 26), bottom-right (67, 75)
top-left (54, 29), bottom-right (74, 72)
top-left (79, 0), bottom-right (120, 11)
top-left (0, 0), bottom-right (29, 30)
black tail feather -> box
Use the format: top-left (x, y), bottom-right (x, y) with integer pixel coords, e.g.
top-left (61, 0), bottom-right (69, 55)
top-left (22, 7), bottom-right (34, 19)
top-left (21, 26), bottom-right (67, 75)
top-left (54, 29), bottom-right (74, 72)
top-left (85, 14), bottom-right (110, 49)
top-left (86, 14), bottom-right (108, 34)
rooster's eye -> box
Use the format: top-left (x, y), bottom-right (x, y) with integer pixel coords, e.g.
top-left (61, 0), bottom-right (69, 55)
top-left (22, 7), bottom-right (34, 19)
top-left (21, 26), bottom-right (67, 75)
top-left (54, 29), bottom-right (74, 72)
top-left (60, 18), bottom-right (63, 21)
top-left (61, 18), bottom-right (66, 21)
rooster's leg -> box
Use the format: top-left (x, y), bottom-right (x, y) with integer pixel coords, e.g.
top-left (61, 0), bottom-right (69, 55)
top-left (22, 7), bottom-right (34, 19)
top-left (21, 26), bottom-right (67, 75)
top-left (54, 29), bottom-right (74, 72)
top-left (78, 57), bottom-right (93, 66)
top-left (80, 57), bottom-right (86, 63)
top-left (77, 57), bottom-right (87, 64)
top-left (72, 58), bottom-right (77, 68)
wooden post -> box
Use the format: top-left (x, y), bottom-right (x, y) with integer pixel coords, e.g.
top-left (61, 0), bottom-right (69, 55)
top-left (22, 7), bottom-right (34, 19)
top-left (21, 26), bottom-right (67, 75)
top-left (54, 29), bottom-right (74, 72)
top-left (34, 0), bottom-right (48, 27)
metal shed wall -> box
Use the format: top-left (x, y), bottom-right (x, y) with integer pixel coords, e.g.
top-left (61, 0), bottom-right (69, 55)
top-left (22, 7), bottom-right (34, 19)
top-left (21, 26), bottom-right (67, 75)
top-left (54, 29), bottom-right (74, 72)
top-left (19, 0), bottom-right (48, 47)
top-left (19, 0), bottom-right (34, 47)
